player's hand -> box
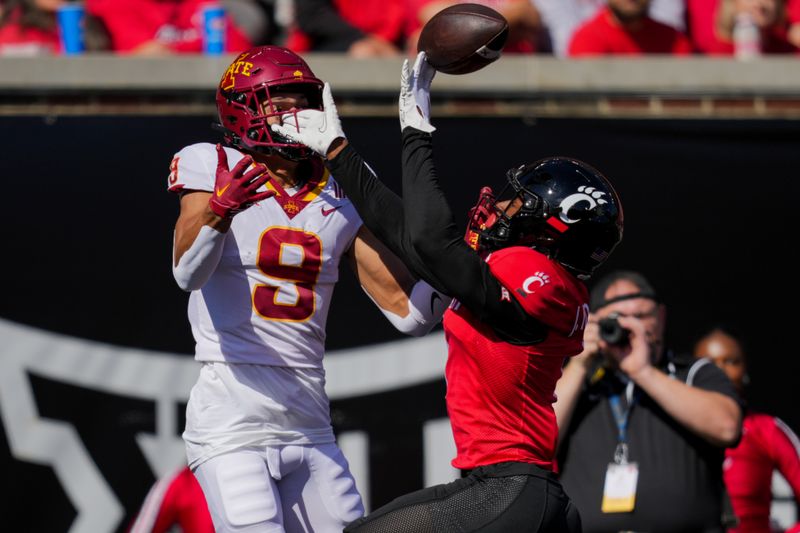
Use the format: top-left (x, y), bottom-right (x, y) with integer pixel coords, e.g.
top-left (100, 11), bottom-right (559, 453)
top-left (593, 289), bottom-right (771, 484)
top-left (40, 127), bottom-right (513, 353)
top-left (399, 51), bottom-right (436, 133)
top-left (208, 144), bottom-right (274, 219)
top-left (271, 83), bottom-right (346, 158)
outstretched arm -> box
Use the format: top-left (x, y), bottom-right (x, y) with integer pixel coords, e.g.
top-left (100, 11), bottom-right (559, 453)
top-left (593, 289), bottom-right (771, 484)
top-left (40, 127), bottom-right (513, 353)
top-left (347, 226), bottom-right (450, 336)
top-left (272, 83), bottom-right (451, 294)
top-left (272, 72), bottom-right (546, 344)
top-left (396, 54), bottom-right (547, 344)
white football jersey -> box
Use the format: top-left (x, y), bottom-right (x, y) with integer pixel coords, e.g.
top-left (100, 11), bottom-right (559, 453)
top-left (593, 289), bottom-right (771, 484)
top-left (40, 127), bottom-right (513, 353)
top-left (168, 143), bottom-right (362, 368)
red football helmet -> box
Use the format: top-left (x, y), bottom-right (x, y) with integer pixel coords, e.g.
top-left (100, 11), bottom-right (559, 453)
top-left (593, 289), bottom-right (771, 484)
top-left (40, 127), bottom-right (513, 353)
top-left (216, 46), bottom-right (324, 160)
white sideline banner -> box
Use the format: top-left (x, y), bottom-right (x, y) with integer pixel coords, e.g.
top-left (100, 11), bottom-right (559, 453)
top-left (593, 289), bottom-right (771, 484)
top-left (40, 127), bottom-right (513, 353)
top-left (0, 318), bottom-right (454, 532)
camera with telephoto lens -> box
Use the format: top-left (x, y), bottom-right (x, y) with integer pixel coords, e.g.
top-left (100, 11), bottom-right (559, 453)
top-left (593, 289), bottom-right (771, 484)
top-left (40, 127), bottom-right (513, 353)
top-left (598, 313), bottom-right (630, 346)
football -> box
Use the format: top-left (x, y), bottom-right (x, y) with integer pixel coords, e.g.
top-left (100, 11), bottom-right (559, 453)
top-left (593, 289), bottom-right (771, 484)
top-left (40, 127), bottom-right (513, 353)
top-left (417, 3), bottom-right (509, 75)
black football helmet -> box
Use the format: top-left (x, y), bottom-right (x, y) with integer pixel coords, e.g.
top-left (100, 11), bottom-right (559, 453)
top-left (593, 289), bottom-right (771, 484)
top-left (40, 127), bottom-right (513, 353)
top-left (465, 157), bottom-right (623, 278)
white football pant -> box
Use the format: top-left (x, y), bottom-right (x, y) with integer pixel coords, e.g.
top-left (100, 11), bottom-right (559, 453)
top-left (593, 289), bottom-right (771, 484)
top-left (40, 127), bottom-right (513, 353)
top-left (193, 444), bottom-right (364, 532)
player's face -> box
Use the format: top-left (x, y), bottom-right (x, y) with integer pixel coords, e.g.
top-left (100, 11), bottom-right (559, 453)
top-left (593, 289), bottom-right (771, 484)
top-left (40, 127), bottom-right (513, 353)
top-left (495, 197), bottom-right (523, 217)
top-left (695, 332), bottom-right (746, 391)
top-left (261, 92), bottom-right (310, 126)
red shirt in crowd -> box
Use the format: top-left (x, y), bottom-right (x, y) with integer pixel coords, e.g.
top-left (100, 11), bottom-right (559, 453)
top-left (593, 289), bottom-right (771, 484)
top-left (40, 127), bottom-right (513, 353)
top-left (405, 0), bottom-right (537, 53)
top-left (285, 0), bottom-right (406, 52)
top-left (443, 247), bottom-right (587, 470)
top-left (724, 412), bottom-right (800, 533)
top-left (686, 0), bottom-right (798, 55)
top-left (568, 6), bottom-right (693, 56)
top-left (791, 0), bottom-right (800, 24)
top-left (685, 0), bottom-right (728, 54)
top-left (128, 466), bottom-right (213, 533)
top-left (86, 0), bottom-right (251, 53)
top-left (0, 7), bottom-right (61, 55)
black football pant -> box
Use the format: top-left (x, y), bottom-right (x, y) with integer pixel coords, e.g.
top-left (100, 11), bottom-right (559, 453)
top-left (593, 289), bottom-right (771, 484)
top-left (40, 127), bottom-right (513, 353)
top-left (344, 461), bottom-right (582, 532)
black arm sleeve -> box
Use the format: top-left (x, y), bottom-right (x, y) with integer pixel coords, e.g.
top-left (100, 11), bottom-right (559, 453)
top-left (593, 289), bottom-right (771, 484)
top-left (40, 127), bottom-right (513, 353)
top-left (294, 0), bottom-right (364, 51)
top-left (400, 129), bottom-right (547, 345)
top-left (325, 144), bottom-right (451, 295)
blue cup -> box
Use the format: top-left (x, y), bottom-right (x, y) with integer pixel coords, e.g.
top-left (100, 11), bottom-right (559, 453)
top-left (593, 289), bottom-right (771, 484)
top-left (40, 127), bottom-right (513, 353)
top-left (57, 3), bottom-right (85, 55)
top-left (202, 4), bottom-right (226, 55)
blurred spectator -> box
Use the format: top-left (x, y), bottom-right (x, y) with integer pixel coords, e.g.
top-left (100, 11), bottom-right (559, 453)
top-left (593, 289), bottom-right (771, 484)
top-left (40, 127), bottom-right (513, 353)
top-left (686, 0), bottom-right (729, 53)
top-left (534, 0), bottom-right (686, 57)
top-left (789, 0), bottom-right (800, 47)
top-left (285, 0), bottom-right (404, 56)
top-left (568, 0), bottom-right (693, 55)
top-left (128, 466), bottom-right (214, 533)
top-left (695, 328), bottom-right (800, 533)
top-left (555, 270), bottom-right (742, 532)
top-left (405, 0), bottom-right (543, 54)
top-left (85, 0), bottom-right (252, 54)
top-left (714, 0), bottom-right (798, 55)
top-left (223, 0), bottom-right (272, 44)
top-left (0, 0), bottom-right (109, 55)
top-left (532, 0), bottom-right (603, 56)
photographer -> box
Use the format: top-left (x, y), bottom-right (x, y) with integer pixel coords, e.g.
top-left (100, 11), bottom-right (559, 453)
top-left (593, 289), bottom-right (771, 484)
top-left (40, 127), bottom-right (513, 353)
top-left (553, 270), bottom-right (743, 533)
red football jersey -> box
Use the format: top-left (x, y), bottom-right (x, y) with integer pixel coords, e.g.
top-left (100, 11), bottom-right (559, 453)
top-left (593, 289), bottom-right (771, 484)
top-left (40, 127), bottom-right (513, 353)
top-left (568, 6), bottom-right (693, 56)
top-left (86, 0), bottom-right (252, 53)
top-left (724, 413), bottom-right (800, 533)
top-left (443, 247), bottom-right (588, 470)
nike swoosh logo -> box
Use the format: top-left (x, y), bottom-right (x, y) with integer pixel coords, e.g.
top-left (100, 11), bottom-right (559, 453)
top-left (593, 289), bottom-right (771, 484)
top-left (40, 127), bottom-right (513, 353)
top-left (215, 184), bottom-right (230, 197)
top-left (321, 206), bottom-right (341, 216)
top-left (430, 292), bottom-right (442, 316)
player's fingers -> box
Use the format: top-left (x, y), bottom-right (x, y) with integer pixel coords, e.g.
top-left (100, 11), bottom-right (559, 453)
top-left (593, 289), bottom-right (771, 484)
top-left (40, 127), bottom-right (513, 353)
top-left (413, 51), bottom-right (426, 76)
top-left (270, 121), bottom-right (297, 135)
top-left (249, 190), bottom-right (276, 203)
top-left (295, 112), bottom-right (312, 127)
top-left (416, 51), bottom-right (435, 87)
top-left (322, 82), bottom-right (335, 112)
top-left (271, 124), bottom-right (299, 141)
top-left (246, 172), bottom-right (271, 192)
top-left (230, 154), bottom-right (254, 177)
top-left (215, 143), bottom-right (229, 173)
top-left (401, 59), bottom-right (410, 86)
top-left (242, 163), bottom-right (267, 183)
top-left (285, 110), bottom-right (314, 129)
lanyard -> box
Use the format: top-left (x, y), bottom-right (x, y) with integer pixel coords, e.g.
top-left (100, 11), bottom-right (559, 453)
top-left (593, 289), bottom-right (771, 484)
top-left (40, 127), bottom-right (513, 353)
top-left (609, 381), bottom-right (635, 464)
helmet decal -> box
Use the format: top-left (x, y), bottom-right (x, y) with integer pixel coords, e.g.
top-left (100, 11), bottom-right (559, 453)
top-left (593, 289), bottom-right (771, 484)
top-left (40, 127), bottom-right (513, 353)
top-left (220, 53), bottom-right (254, 91)
top-left (558, 186), bottom-right (609, 224)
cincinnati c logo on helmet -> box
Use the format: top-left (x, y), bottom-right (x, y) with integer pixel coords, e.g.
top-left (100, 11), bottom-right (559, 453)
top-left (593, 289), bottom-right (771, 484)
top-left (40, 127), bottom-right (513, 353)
top-left (220, 53), bottom-right (254, 91)
top-left (558, 186), bottom-right (608, 225)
